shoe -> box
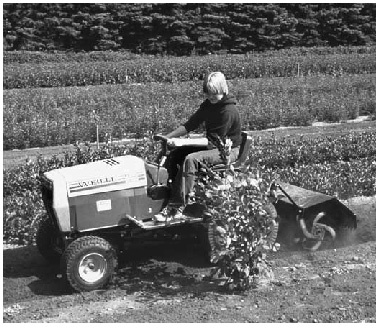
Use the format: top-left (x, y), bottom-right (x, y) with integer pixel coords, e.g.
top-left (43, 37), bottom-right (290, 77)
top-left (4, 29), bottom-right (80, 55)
top-left (154, 204), bottom-right (187, 222)
top-left (173, 205), bottom-right (186, 220)
top-left (154, 208), bottom-right (171, 222)
top-left (154, 213), bottom-right (169, 222)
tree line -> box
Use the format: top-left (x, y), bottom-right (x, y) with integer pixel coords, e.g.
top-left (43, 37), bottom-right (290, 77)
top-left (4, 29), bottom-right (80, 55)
top-left (3, 3), bottom-right (376, 55)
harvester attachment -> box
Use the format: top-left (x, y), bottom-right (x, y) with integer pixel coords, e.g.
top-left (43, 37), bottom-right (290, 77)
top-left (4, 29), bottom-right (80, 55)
top-left (269, 181), bottom-right (357, 251)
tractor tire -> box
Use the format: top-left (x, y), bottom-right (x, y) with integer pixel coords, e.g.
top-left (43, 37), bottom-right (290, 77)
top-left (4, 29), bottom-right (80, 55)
top-left (61, 236), bottom-right (118, 292)
top-left (195, 223), bottom-right (213, 262)
top-left (199, 204), bottom-right (279, 263)
top-left (207, 221), bottom-right (230, 264)
top-left (263, 203), bottom-right (279, 247)
top-left (262, 203), bottom-right (277, 220)
top-left (193, 221), bottom-right (228, 264)
top-left (36, 218), bottom-right (63, 264)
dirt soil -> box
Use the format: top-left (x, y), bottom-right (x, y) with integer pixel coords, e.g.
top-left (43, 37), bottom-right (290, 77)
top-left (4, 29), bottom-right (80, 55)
top-left (3, 196), bottom-right (376, 323)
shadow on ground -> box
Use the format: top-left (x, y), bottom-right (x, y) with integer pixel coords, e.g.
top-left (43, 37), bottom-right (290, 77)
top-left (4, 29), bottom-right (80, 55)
top-left (3, 238), bottom-right (215, 298)
top-left (111, 240), bottom-right (219, 295)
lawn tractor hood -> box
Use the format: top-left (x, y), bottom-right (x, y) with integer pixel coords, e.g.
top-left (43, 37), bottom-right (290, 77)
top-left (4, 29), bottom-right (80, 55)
top-left (272, 181), bottom-right (357, 230)
top-left (45, 156), bottom-right (147, 197)
top-left (43, 156), bottom-right (150, 232)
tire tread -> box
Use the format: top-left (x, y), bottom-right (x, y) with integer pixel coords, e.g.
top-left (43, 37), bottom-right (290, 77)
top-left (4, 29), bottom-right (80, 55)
top-left (62, 235), bottom-right (117, 292)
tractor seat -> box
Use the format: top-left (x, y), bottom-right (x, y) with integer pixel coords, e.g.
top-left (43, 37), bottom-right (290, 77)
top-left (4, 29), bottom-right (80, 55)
top-left (211, 132), bottom-right (252, 171)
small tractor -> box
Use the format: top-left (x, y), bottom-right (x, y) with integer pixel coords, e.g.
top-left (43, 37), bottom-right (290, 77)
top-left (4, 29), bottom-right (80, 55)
top-left (37, 132), bottom-right (357, 292)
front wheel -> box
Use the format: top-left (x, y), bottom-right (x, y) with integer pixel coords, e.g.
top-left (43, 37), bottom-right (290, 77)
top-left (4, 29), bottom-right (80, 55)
top-left (61, 236), bottom-right (118, 292)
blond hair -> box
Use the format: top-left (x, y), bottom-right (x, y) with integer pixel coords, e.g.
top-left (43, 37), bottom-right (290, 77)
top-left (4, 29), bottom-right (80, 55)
top-left (203, 72), bottom-right (228, 95)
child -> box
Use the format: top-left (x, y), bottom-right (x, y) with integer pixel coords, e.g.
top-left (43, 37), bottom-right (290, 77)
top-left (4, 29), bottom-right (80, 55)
top-left (155, 72), bottom-right (242, 221)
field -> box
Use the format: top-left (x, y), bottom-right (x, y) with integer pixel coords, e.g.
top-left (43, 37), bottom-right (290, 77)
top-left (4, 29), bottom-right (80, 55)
top-left (2, 48), bottom-right (376, 322)
top-left (3, 48), bottom-right (376, 150)
top-left (3, 49), bottom-right (376, 88)
top-left (3, 123), bottom-right (376, 323)
top-left (2, 120), bottom-right (377, 323)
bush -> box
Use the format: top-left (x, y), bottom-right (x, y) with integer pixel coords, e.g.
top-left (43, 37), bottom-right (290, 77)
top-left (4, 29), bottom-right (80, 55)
top-left (192, 136), bottom-right (277, 290)
top-left (195, 164), bottom-right (277, 290)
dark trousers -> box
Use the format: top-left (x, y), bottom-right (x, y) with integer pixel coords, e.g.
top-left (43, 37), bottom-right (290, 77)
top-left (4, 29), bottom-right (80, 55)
top-left (167, 146), bottom-right (240, 204)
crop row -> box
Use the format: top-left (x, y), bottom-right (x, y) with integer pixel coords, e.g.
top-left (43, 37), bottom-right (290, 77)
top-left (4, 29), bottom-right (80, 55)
top-left (3, 52), bottom-right (375, 89)
top-left (248, 131), bottom-right (376, 200)
top-left (3, 130), bottom-right (376, 245)
top-left (250, 131), bottom-right (376, 167)
top-left (4, 131), bottom-right (375, 198)
top-left (3, 74), bottom-right (375, 150)
top-left (4, 46), bottom-right (375, 65)
top-left (271, 157), bottom-right (375, 200)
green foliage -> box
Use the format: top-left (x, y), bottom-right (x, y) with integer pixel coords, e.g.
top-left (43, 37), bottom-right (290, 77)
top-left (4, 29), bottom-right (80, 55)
top-left (3, 50), bottom-right (143, 65)
top-left (249, 131), bottom-right (376, 199)
top-left (271, 158), bottom-right (375, 200)
top-left (3, 51), bottom-right (376, 89)
top-left (3, 46), bottom-right (375, 65)
top-left (3, 4), bottom-right (375, 53)
top-left (3, 74), bottom-right (375, 150)
top-left (251, 131), bottom-right (376, 167)
top-left (193, 146), bottom-right (276, 290)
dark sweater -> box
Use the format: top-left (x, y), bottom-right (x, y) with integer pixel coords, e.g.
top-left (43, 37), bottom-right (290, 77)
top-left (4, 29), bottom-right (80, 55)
top-left (183, 94), bottom-right (242, 148)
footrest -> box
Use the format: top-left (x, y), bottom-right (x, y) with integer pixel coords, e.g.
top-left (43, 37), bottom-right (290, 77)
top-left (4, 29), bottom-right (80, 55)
top-left (127, 215), bottom-right (203, 230)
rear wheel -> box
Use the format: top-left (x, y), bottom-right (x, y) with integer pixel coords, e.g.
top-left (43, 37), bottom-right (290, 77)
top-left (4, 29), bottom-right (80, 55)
top-left (200, 203), bottom-right (280, 263)
top-left (36, 217), bottom-right (63, 264)
top-left (207, 221), bottom-right (230, 264)
top-left (61, 236), bottom-right (118, 292)
top-left (263, 204), bottom-right (279, 248)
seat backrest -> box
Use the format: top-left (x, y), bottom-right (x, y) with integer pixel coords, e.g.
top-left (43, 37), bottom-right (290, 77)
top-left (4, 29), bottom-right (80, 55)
top-left (234, 131), bottom-right (252, 167)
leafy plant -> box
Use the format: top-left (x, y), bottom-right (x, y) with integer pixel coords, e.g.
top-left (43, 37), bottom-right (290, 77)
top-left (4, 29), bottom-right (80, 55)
top-left (192, 136), bottom-right (278, 290)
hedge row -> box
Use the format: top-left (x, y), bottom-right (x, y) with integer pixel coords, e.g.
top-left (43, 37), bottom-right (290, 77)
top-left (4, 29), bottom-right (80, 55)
top-left (250, 131), bottom-right (376, 167)
top-left (3, 46), bottom-right (375, 65)
top-left (3, 52), bottom-right (375, 89)
top-left (249, 131), bottom-right (376, 199)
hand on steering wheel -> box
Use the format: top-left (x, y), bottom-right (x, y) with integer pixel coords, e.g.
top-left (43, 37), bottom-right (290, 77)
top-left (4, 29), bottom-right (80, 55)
top-left (154, 134), bottom-right (175, 147)
top-left (153, 134), bottom-right (167, 142)
top-left (167, 139), bottom-right (175, 147)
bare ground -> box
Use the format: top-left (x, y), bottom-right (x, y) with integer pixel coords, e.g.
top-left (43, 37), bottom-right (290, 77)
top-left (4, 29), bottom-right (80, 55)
top-left (3, 196), bottom-right (375, 323)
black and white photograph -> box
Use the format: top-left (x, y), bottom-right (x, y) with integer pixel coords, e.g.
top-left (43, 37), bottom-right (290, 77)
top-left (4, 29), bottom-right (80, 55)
top-left (2, 1), bottom-right (376, 323)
